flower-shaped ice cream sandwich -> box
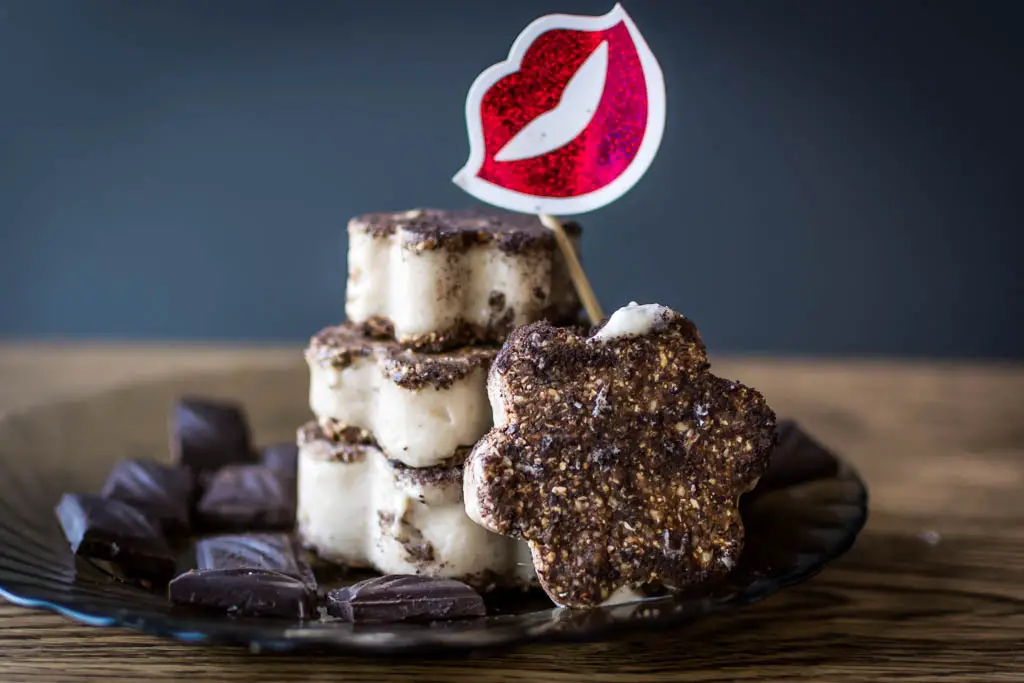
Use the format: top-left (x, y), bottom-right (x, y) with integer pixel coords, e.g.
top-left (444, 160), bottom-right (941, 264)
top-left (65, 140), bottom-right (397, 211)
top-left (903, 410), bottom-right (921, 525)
top-left (464, 302), bottom-right (777, 608)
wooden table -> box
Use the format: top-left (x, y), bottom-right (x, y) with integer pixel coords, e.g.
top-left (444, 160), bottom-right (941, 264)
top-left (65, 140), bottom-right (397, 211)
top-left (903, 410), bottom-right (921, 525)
top-left (0, 344), bottom-right (1021, 682)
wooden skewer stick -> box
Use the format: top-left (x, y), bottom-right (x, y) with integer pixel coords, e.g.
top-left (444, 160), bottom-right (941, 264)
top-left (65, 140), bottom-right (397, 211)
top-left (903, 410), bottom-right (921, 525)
top-left (538, 213), bottom-right (604, 326)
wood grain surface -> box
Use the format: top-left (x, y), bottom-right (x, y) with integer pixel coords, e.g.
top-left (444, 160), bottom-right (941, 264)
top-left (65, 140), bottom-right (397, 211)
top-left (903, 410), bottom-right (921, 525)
top-left (0, 344), bottom-right (1021, 682)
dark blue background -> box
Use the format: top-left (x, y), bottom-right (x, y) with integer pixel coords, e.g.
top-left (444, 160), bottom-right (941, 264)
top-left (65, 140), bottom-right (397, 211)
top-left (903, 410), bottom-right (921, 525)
top-left (1, 0), bottom-right (1020, 357)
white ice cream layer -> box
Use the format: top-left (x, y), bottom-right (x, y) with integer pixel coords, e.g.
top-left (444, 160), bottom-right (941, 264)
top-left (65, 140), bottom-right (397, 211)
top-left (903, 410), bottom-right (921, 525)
top-left (307, 355), bottom-right (492, 468)
top-left (295, 438), bottom-right (377, 569)
top-left (591, 302), bottom-right (670, 342)
top-left (297, 436), bottom-right (534, 587)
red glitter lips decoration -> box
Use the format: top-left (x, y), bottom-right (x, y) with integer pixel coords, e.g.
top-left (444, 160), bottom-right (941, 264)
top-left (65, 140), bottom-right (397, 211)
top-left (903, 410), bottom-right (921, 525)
top-left (453, 4), bottom-right (665, 215)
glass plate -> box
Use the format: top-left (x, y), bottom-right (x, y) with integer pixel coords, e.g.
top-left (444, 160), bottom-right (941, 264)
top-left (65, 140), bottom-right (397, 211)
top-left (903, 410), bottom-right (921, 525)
top-left (0, 366), bottom-right (867, 655)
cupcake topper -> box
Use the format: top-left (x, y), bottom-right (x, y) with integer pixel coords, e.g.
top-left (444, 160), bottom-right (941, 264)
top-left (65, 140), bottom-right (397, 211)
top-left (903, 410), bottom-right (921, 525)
top-left (453, 3), bottom-right (666, 324)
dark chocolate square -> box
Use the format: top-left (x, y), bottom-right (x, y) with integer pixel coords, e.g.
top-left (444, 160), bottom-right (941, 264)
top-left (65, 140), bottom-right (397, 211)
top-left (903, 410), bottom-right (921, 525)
top-left (195, 533), bottom-right (315, 588)
top-left (100, 459), bottom-right (193, 535)
top-left (195, 465), bottom-right (294, 531)
top-left (171, 396), bottom-right (254, 477)
top-left (260, 442), bottom-right (298, 481)
top-left (325, 575), bottom-right (486, 623)
top-left (168, 569), bottom-right (313, 619)
top-left (55, 493), bottom-right (176, 583)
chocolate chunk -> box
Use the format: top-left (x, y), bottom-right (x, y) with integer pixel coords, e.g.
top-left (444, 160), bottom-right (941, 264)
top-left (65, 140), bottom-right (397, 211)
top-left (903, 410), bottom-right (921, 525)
top-left (55, 493), bottom-right (175, 583)
top-left (325, 575), bottom-right (486, 623)
top-left (352, 208), bottom-right (581, 254)
top-left (260, 442), bottom-right (298, 480)
top-left (195, 533), bottom-right (315, 589)
top-left (100, 460), bottom-right (192, 535)
top-left (260, 443), bottom-right (299, 513)
top-left (168, 569), bottom-right (313, 619)
top-left (171, 396), bottom-right (254, 477)
top-left (465, 305), bottom-right (777, 607)
top-left (195, 465), bottom-right (294, 531)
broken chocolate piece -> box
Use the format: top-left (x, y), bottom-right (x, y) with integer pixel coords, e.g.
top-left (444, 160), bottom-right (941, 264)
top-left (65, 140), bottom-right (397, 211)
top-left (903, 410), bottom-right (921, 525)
top-left (196, 465), bottom-right (294, 531)
top-left (325, 575), bottom-right (486, 623)
top-left (464, 303), bottom-right (777, 608)
top-left (168, 569), bottom-right (313, 619)
top-left (100, 459), bottom-right (192, 535)
top-left (171, 396), bottom-right (254, 477)
top-left (195, 533), bottom-right (315, 589)
top-left (352, 208), bottom-right (581, 251)
top-left (260, 442), bottom-right (299, 480)
top-left (55, 493), bottom-right (176, 583)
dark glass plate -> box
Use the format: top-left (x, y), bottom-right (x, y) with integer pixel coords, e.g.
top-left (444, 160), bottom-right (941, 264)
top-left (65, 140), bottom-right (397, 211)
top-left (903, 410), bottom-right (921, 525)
top-left (0, 367), bottom-right (867, 655)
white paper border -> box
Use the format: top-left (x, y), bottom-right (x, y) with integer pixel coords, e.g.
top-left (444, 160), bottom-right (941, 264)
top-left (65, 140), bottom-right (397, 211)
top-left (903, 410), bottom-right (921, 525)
top-left (452, 3), bottom-right (666, 216)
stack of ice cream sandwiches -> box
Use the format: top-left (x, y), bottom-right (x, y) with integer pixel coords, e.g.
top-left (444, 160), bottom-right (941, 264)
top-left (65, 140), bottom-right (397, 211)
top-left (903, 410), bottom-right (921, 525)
top-left (296, 208), bottom-right (583, 590)
top-left (52, 206), bottom-right (782, 616)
